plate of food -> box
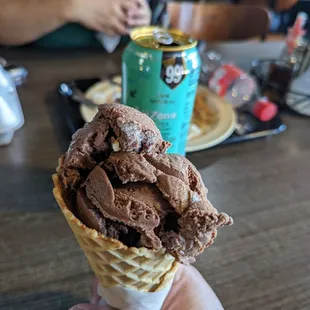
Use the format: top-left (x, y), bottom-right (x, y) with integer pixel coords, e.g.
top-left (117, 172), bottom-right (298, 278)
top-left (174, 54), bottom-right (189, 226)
top-left (79, 76), bottom-right (236, 152)
top-left (80, 75), bottom-right (121, 123)
top-left (186, 85), bottom-right (237, 152)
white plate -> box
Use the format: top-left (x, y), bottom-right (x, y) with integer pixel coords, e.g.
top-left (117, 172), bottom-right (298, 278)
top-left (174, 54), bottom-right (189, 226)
top-left (80, 104), bottom-right (98, 123)
top-left (80, 78), bottom-right (121, 122)
top-left (186, 86), bottom-right (237, 152)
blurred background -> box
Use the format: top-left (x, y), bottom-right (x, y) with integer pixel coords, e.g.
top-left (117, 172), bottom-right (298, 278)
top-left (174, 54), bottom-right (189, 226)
top-left (167, 0), bottom-right (310, 41)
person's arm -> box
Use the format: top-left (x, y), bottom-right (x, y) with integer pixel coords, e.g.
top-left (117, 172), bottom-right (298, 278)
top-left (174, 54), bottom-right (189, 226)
top-left (0, 0), bottom-right (152, 46)
top-left (0, 0), bottom-right (70, 45)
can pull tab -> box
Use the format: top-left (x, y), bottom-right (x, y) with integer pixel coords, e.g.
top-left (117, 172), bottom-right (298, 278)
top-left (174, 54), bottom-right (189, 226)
top-left (153, 29), bottom-right (173, 45)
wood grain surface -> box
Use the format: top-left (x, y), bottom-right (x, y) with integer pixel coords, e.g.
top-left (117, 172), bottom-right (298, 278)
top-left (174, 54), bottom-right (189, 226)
top-left (0, 44), bottom-right (309, 310)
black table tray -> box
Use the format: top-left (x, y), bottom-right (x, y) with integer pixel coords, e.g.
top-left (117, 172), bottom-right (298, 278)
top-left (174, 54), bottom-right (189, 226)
top-left (57, 78), bottom-right (287, 147)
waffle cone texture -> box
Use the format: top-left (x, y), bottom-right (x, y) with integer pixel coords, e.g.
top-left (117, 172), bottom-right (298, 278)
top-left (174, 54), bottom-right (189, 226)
top-left (53, 174), bottom-right (178, 292)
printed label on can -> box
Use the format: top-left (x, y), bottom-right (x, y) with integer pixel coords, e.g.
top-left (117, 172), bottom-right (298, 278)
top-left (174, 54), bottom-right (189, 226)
top-left (160, 52), bottom-right (186, 89)
top-left (122, 43), bottom-right (200, 155)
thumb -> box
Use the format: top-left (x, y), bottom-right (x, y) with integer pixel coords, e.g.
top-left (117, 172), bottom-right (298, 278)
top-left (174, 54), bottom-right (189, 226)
top-left (69, 304), bottom-right (115, 310)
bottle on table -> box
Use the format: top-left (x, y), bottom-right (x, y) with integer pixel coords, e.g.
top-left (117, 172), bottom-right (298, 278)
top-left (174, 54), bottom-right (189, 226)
top-left (204, 51), bottom-right (277, 122)
top-left (266, 12), bottom-right (309, 103)
top-left (281, 11), bottom-right (308, 75)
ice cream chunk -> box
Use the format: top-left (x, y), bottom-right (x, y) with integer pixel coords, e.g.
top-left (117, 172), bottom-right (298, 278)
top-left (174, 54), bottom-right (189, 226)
top-left (93, 104), bottom-right (170, 154)
top-left (59, 104), bottom-right (232, 264)
top-left (60, 104), bottom-right (170, 189)
top-left (105, 152), bottom-right (157, 184)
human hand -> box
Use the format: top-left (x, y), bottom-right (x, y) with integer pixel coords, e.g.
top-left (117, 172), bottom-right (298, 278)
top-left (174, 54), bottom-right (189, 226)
top-left (69, 265), bottom-right (224, 310)
top-left (65, 0), bottom-right (139, 36)
top-left (162, 264), bottom-right (224, 310)
top-left (127, 0), bottom-right (151, 29)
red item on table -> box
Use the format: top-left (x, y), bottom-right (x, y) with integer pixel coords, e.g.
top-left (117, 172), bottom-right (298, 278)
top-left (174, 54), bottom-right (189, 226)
top-left (252, 97), bottom-right (278, 122)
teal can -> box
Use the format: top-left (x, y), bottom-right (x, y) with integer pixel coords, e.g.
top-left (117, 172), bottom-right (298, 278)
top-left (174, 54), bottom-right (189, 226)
top-left (122, 27), bottom-right (201, 155)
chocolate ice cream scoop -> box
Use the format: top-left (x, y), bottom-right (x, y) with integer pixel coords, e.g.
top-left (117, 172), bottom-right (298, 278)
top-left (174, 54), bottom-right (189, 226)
top-left (60, 104), bottom-right (170, 189)
top-left (58, 104), bottom-right (233, 264)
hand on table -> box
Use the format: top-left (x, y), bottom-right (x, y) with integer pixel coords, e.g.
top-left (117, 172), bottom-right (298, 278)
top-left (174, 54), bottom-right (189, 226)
top-left (69, 265), bottom-right (224, 310)
top-left (66, 0), bottom-right (151, 36)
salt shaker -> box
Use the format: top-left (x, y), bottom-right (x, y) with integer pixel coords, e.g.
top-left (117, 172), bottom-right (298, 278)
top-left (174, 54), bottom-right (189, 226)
top-left (0, 65), bottom-right (25, 146)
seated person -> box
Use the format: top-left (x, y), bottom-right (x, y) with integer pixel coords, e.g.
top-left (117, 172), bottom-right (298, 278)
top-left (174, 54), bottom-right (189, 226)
top-left (0, 0), bottom-right (167, 49)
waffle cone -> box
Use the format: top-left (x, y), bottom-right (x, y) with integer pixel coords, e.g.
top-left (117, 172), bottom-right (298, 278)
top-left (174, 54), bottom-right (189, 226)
top-left (53, 174), bottom-right (178, 292)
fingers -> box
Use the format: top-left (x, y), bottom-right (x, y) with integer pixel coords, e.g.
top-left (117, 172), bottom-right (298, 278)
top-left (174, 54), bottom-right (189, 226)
top-left (127, 5), bottom-right (151, 27)
top-left (135, 0), bottom-right (149, 9)
top-left (162, 265), bottom-right (224, 310)
top-left (121, 0), bottom-right (138, 14)
top-left (98, 26), bottom-right (119, 36)
top-left (124, 0), bottom-right (140, 5)
top-left (114, 8), bottom-right (131, 34)
top-left (98, 18), bottom-right (128, 36)
top-left (90, 278), bottom-right (101, 305)
top-left (82, 21), bottom-right (108, 32)
top-left (127, 0), bottom-right (149, 17)
top-left (69, 304), bottom-right (114, 310)
top-left (112, 22), bottom-right (129, 35)
top-left (114, 4), bottom-right (129, 24)
top-left (127, 16), bottom-right (150, 27)
top-left (86, 23), bottom-right (115, 35)
top-left (128, 8), bottom-right (148, 20)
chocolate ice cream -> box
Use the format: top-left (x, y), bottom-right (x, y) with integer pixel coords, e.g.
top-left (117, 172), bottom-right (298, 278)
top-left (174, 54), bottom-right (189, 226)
top-left (58, 104), bottom-right (232, 264)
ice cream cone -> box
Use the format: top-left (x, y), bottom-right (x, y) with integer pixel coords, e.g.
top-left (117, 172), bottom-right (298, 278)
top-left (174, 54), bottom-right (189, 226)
top-left (52, 174), bottom-right (178, 293)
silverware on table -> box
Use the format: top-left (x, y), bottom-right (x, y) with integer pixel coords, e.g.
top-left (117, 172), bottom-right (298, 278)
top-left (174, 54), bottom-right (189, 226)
top-left (59, 83), bottom-right (97, 108)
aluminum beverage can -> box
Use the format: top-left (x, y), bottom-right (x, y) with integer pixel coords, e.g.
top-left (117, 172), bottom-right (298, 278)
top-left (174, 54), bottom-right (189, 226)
top-left (122, 27), bottom-right (201, 155)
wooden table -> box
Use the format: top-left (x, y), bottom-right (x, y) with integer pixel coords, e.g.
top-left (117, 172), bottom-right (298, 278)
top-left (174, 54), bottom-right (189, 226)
top-left (0, 42), bottom-right (309, 310)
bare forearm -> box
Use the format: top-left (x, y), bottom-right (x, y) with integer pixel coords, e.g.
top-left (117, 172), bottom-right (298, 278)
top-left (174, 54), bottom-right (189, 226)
top-left (0, 0), bottom-right (71, 45)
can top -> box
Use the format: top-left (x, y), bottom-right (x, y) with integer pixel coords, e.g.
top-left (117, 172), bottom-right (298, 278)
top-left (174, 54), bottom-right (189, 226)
top-left (130, 27), bottom-right (197, 52)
